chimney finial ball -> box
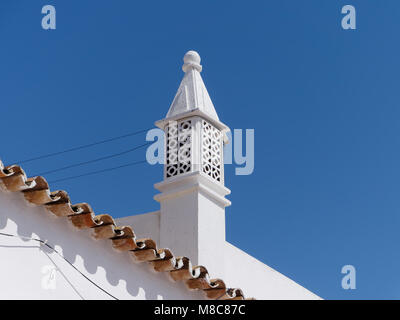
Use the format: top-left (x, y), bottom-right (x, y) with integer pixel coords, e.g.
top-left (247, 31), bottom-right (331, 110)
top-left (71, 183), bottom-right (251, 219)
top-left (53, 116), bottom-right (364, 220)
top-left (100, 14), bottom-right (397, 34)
top-left (182, 50), bottom-right (202, 73)
top-left (184, 50), bottom-right (201, 65)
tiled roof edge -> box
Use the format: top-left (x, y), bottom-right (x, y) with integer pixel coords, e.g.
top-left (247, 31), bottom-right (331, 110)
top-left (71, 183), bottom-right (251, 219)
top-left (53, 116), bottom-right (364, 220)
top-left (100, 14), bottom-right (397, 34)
top-left (0, 159), bottom-right (251, 300)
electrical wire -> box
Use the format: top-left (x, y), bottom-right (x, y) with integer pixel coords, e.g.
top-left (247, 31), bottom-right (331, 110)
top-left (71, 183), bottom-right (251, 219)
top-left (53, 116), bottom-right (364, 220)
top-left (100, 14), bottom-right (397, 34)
top-left (14, 128), bottom-right (151, 164)
top-left (48, 159), bottom-right (148, 183)
top-left (35, 141), bottom-right (152, 176)
top-left (0, 232), bottom-right (119, 300)
top-left (42, 249), bottom-right (85, 299)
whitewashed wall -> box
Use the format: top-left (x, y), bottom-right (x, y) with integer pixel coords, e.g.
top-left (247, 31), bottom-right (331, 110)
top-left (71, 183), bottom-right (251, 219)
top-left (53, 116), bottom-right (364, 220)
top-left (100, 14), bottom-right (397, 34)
top-left (118, 213), bottom-right (321, 300)
top-left (0, 191), bottom-right (204, 300)
top-left (223, 243), bottom-right (321, 300)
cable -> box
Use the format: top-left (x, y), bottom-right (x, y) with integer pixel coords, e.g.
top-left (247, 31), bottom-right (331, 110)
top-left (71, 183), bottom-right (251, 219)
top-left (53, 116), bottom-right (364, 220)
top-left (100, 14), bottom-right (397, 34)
top-left (42, 249), bottom-right (85, 299)
top-left (14, 128), bottom-right (151, 164)
top-left (0, 232), bottom-right (118, 300)
top-left (35, 141), bottom-right (152, 176)
top-left (48, 159), bottom-right (148, 183)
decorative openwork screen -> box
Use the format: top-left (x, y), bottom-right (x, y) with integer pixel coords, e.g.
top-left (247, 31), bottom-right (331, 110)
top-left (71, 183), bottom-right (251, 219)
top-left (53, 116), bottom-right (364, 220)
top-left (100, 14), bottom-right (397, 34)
top-left (165, 120), bottom-right (192, 178)
top-left (201, 120), bottom-right (222, 182)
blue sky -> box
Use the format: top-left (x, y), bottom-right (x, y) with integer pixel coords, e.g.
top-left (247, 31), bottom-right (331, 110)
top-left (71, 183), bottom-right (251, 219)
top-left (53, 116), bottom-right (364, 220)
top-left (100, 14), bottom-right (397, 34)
top-left (1, 1), bottom-right (400, 299)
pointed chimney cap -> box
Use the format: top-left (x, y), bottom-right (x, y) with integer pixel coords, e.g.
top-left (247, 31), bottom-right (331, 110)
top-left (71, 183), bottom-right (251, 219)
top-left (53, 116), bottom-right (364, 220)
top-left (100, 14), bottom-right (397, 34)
top-left (156, 50), bottom-right (229, 136)
top-left (182, 50), bottom-right (202, 73)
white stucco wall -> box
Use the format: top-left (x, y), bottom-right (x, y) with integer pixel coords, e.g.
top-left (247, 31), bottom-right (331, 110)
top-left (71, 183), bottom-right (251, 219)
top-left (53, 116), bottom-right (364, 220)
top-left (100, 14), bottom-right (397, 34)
top-left (0, 189), bottom-right (320, 300)
top-left (118, 211), bottom-right (160, 245)
top-left (223, 242), bottom-right (321, 300)
top-left (158, 189), bottom-right (226, 281)
top-left (0, 191), bottom-right (205, 300)
top-left (117, 212), bottom-right (321, 300)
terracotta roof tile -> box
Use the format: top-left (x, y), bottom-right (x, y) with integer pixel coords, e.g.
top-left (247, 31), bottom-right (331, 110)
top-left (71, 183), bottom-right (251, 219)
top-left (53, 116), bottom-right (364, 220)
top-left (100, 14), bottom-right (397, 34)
top-left (0, 159), bottom-right (249, 300)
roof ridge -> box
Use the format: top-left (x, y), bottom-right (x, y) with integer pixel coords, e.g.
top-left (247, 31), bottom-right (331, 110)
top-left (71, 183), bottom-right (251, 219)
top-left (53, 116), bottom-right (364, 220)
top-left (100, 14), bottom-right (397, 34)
top-left (0, 159), bottom-right (249, 300)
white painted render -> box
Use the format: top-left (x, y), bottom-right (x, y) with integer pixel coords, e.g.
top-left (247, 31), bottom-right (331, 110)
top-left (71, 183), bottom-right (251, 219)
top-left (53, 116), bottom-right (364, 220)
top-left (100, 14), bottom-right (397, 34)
top-left (0, 191), bottom-right (204, 300)
top-left (154, 172), bottom-right (230, 280)
top-left (117, 211), bottom-right (321, 300)
top-left (0, 190), bottom-right (320, 299)
top-left (223, 243), bottom-right (320, 300)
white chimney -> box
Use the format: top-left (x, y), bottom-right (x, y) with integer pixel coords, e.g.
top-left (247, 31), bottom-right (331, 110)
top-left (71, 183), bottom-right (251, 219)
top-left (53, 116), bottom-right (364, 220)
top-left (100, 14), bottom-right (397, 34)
top-left (154, 51), bottom-right (231, 278)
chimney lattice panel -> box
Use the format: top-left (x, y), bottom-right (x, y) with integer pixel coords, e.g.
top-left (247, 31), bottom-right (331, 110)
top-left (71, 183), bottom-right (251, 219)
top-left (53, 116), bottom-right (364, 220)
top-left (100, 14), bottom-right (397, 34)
top-left (165, 120), bottom-right (192, 178)
top-left (201, 120), bottom-right (222, 183)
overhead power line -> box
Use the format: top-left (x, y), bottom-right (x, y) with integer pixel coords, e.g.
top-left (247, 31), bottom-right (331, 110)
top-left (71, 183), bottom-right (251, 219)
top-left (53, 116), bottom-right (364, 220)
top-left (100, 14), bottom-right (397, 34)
top-left (0, 232), bottom-right (118, 300)
top-left (15, 128), bottom-right (151, 164)
top-left (35, 142), bottom-right (152, 176)
top-left (48, 159), bottom-right (148, 184)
